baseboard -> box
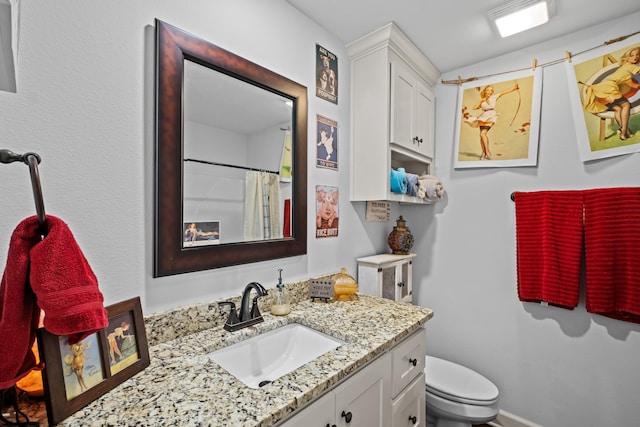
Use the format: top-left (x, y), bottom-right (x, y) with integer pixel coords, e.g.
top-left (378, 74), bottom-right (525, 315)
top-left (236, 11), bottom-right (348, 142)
top-left (487, 410), bottom-right (544, 427)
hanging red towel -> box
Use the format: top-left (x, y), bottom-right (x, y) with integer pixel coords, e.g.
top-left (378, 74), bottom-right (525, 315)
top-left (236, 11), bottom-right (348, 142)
top-left (514, 191), bottom-right (584, 309)
top-left (0, 215), bottom-right (108, 389)
top-left (584, 187), bottom-right (640, 323)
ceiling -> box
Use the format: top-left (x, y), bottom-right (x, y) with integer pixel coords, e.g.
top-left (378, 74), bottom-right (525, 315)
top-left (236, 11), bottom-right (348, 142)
top-left (286, 0), bottom-right (640, 74)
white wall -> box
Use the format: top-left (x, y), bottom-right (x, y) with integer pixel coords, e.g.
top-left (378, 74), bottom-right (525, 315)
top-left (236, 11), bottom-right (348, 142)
top-left (410, 12), bottom-right (640, 427)
top-left (3, 2), bottom-right (639, 426)
top-left (0, 0), bottom-right (392, 314)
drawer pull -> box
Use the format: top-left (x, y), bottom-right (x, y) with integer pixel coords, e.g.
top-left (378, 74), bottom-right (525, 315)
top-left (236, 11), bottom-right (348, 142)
top-left (409, 415), bottom-right (417, 425)
top-left (341, 410), bottom-right (353, 423)
top-left (409, 358), bottom-right (417, 367)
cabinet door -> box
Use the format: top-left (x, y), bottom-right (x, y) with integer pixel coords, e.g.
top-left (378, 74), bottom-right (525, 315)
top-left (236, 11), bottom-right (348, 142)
top-left (415, 82), bottom-right (435, 159)
top-left (279, 391), bottom-right (335, 427)
top-left (392, 374), bottom-right (426, 427)
top-left (334, 353), bottom-right (391, 427)
top-left (381, 265), bottom-right (397, 300)
top-left (399, 261), bottom-right (412, 303)
top-left (390, 62), bottom-right (416, 152)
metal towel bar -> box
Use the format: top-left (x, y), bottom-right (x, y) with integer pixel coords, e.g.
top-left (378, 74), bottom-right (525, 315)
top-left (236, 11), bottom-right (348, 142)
top-left (0, 149), bottom-right (47, 235)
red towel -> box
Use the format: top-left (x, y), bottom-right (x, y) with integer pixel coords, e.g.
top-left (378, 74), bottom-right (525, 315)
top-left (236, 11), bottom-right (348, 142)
top-left (514, 191), bottom-right (584, 309)
top-left (0, 215), bottom-right (108, 389)
top-left (584, 188), bottom-right (640, 323)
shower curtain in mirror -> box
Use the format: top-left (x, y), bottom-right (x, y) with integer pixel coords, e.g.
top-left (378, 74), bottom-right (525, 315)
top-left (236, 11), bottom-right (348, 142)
top-left (244, 171), bottom-right (280, 241)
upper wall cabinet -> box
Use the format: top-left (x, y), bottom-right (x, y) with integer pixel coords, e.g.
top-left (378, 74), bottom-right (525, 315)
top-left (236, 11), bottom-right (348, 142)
top-left (347, 22), bottom-right (440, 204)
top-left (0, 0), bottom-right (18, 93)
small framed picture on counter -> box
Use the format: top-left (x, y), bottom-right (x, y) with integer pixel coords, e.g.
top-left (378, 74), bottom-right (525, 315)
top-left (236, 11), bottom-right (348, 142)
top-left (38, 297), bottom-right (150, 426)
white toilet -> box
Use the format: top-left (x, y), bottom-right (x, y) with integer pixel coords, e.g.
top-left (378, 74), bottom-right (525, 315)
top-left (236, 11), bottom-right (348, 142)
top-left (424, 356), bottom-right (499, 427)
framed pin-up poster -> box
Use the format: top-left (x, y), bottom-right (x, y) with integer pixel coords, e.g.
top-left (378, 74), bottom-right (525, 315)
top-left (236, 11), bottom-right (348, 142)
top-left (565, 35), bottom-right (640, 162)
top-left (38, 297), bottom-right (149, 426)
top-left (454, 68), bottom-right (542, 168)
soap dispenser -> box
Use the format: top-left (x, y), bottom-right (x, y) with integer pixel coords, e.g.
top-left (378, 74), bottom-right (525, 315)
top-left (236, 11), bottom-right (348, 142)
top-left (270, 268), bottom-right (291, 316)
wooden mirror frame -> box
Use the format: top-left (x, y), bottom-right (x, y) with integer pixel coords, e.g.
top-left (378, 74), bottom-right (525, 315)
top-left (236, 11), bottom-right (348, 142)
top-left (154, 20), bottom-right (307, 277)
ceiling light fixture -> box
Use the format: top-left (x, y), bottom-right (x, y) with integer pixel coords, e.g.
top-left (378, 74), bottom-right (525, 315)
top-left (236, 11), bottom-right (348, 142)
top-left (489, 0), bottom-right (556, 38)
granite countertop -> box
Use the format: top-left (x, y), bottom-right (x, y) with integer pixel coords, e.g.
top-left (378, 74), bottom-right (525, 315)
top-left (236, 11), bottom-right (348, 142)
top-left (52, 290), bottom-right (432, 426)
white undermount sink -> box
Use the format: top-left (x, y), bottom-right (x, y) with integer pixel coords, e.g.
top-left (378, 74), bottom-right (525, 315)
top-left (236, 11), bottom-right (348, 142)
top-left (207, 323), bottom-right (345, 389)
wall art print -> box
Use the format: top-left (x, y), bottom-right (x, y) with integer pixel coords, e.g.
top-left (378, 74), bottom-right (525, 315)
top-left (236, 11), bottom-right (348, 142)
top-left (316, 44), bottom-right (338, 104)
top-left (316, 115), bottom-right (338, 170)
top-left (454, 68), bottom-right (542, 168)
top-left (315, 185), bottom-right (339, 238)
top-left (565, 35), bottom-right (640, 162)
top-left (38, 297), bottom-right (149, 426)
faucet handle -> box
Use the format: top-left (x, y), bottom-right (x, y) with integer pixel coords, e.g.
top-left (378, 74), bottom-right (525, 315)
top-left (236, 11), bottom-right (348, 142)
top-left (218, 301), bottom-right (240, 328)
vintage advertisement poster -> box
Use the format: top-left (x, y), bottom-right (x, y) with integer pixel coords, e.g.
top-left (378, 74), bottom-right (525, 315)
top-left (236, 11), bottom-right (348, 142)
top-left (315, 185), bottom-right (339, 238)
top-left (316, 115), bottom-right (338, 170)
top-left (316, 44), bottom-right (338, 104)
top-left (565, 36), bottom-right (640, 161)
top-left (454, 68), bottom-right (542, 168)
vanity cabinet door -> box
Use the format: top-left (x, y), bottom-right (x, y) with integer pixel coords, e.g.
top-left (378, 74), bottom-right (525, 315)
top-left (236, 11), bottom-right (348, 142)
top-left (279, 391), bottom-right (335, 427)
top-left (334, 352), bottom-right (391, 427)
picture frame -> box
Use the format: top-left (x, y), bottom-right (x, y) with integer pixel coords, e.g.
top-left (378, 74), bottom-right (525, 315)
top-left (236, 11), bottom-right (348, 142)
top-left (182, 220), bottom-right (221, 247)
top-left (315, 44), bottom-right (338, 104)
top-left (316, 115), bottom-right (338, 170)
top-left (565, 34), bottom-right (640, 162)
top-left (453, 68), bottom-right (542, 168)
top-left (37, 296), bottom-right (150, 426)
top-left (315, 185), bottom-right (339, 238)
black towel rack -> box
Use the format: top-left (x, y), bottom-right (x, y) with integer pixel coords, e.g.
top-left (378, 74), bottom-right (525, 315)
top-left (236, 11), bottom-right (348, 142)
top-left (0, 149), bottom-right (47, 235)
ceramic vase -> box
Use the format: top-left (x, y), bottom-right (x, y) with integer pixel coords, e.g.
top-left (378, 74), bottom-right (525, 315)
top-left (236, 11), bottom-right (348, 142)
top-left (388, 216), bottom-right (414, 255)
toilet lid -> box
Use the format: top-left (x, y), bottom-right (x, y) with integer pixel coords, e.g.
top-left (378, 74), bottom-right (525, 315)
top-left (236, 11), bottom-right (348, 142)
top-left (425, 356), bottom-right (499, 405)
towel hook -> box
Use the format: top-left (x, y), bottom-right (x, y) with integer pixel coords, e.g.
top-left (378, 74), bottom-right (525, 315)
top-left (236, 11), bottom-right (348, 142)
top-left (0, 149), bottom-right (48, 235)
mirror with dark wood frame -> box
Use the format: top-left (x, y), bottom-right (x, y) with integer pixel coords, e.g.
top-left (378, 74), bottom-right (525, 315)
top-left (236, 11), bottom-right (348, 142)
top-left (154, 19), bottom-right (307, 277)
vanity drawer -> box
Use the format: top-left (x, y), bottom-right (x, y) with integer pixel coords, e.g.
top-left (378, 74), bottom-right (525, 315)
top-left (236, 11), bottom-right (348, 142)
top-left (391, 328), bottom-right (426, 398)
top-left (392, 373), bottom-right (425, 427)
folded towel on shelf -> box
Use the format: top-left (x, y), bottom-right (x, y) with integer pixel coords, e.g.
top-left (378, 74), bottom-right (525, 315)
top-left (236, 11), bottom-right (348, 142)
top-left (406, 173), bottom-right (420, 197)
top-left (584, 187), bottom-right (640, 323)
top-left (0, 215), bottom-right (107, 389)
top-left (418, 175), bottom-right (445, 202)
top-left (514, 191), bottom-right (584, 309)
top-left (390, 168), bottom-right (408, 194)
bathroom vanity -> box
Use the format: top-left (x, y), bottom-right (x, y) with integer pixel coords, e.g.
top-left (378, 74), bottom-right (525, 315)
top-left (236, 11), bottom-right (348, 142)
top-left (52, 286), bottom-right (432, 426)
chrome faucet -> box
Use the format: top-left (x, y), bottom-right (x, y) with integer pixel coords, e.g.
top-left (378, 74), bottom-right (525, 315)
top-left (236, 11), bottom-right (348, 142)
top-left (219, 282), bottom-right (268, 332)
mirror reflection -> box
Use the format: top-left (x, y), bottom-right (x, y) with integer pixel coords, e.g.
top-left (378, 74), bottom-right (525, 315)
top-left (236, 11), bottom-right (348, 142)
top-left (183, 60), bottom-right (294, 245)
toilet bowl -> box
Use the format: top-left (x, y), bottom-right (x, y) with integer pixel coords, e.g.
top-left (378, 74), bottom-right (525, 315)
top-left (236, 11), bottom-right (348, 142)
top-left (425, 356), bottom-right (499, 427)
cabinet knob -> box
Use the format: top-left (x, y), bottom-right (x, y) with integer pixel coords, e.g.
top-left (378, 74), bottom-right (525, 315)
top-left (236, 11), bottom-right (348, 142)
top-left (397, 282), bottom-right (405, 288)
top-left (409, 358), bottom-right (417, 366)
top-left (409, 415), bottom-right (417, 425)
top-left (341, 410), bottom-right (353, 423)
top-left (326, 424), bottom-right (337, 427)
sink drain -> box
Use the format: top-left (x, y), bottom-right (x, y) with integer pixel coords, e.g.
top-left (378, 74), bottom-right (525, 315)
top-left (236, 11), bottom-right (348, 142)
top-left (258, 380), bottom-right (272, 388)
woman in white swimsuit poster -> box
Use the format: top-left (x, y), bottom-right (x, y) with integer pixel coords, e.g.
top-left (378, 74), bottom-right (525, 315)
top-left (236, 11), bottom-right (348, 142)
top-left (454, 69), bottom-right (541, 168)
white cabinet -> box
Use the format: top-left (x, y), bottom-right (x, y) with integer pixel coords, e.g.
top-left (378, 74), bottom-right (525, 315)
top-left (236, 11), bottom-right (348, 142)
top-left (357, 254), bottom-right (416, 303)
top-left (347, 22), bottom-right (440, 204)
top-left (279, 328), bottom-right (426, 427)
top-left (391, 61), bottom-right (435, 159)
top-left (279, 352), bottom-right (391, 427)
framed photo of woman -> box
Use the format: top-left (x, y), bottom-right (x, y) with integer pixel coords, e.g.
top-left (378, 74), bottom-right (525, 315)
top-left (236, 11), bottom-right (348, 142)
top-left (454, 68), bottom-right (542, 168)
top-left (38, 297), bottom-right (149, 426)
top-left (565, 34), bottom-right (640, 162)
